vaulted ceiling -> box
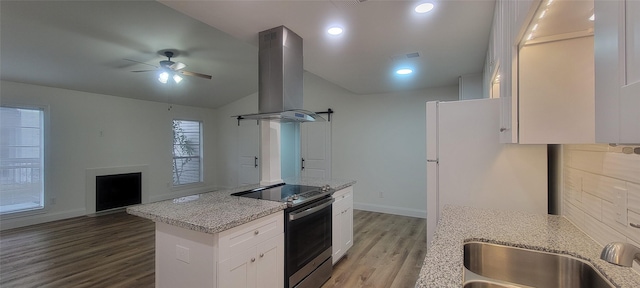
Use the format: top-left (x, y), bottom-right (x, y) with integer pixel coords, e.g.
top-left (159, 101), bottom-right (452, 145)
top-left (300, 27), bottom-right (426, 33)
top-left (1, 1), bottom-right (496, 109)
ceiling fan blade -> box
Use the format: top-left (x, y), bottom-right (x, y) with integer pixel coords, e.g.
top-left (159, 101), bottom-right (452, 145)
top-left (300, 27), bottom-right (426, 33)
top-left (131, 69), bottom-right (156, 73)
top-left (170, 62), bottom-right (187, 71)
top-left (179, 70), bottom-right (212, 80)
top-left (123, 58), bottom-right (158, 68)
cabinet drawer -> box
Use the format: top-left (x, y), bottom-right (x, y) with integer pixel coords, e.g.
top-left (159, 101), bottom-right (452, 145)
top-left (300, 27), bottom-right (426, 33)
top-left (332, 186), bottom-right (353, 200)
top-left (218, 211), bottom-right (284, 261)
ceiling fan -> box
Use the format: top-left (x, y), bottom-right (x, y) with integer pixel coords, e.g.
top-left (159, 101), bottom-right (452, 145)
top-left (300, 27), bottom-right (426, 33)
top-left (127, 51), bottom-right (212, 83)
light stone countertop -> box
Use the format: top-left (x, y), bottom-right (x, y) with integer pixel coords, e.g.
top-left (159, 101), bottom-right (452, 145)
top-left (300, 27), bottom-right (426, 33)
top-left (415, 205), bottom-right (640, 288)
top-left (126, 177), bottom-right (356, 235)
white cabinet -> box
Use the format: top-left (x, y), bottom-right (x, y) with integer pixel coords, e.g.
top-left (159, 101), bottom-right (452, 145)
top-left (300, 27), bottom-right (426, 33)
top-left (332, 186), bottom-right (353, 265)
top-left (518, 36), bottom-right (595, 144)
top-left (154, 211), bottom-right (284, 288)
top-left (218, 211), bottom-right (284, 288)
top-left (484, 0), bottom-right (535, 143)
top-left (595, 0), bottom-right (640, 143)
top-left (219, 233), bottom-right (284, 288)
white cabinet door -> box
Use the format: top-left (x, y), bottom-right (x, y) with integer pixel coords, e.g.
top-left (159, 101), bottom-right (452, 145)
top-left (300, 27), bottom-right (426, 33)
top-left (620, 0), bottom-right (640, 142)
top-left (219, 248), bottom-right (256, 288)
top-left (341, 191), bottom-right (353, 252)
top-left (331, 196), bottom-right (343, 265)
top-left (331, 186), bottom-right (353, 265)
top-left (301, 121), bottom-right (331, 179)
top-left (595, 0), bottom-right (640, 143)
top-left (256, 234), bottom-right (284, 288)
top-left (238, 120), bottom-right (259, 185)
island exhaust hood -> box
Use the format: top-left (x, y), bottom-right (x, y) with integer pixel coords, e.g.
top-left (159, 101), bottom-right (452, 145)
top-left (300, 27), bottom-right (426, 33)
top-left (235, 26), bottom-right (324, 122)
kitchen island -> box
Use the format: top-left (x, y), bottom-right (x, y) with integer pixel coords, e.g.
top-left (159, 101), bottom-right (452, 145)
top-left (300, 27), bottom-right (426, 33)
top-left (416, 205), bottom-right (640, 288)
top-left (127, 178), bottom-right (355, 288)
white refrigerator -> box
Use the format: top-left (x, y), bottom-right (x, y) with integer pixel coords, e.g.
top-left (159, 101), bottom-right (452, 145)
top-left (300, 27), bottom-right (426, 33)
top-left (426, 99), bottom-right (548, 247)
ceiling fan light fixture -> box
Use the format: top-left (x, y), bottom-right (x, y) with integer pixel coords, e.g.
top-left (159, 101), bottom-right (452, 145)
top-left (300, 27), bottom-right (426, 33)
top-left (158, 72), bottom-right (169, 84)
top-left (173, 74), bottom-right (183, 84)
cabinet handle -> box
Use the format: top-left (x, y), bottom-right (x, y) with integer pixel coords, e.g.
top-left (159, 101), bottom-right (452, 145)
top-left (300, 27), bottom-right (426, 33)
top-left (301, 158), bottom-right (305, 171)
top-left (259, 253), bottom-right (264, 258)
top-left (500, 128), bottom-right (507, 132)
top-left (254, 157), bottom-right (258, 168)
top-left (254, 230), bottom-right (259, 235)
top-left (630, 223), bottom-right (640, 229)
top-left (251, 257), bottom-right (256, 263)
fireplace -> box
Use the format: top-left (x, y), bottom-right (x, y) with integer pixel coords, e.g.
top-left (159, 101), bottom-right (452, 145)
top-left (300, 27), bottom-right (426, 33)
top-left (86, 165), bottom-right (148, 215)
top-left (95, 172), bottom-right (141, 212)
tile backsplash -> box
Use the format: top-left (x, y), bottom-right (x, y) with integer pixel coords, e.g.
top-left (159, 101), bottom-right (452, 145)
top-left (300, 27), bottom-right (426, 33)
top-left (563, 144), bottom-right (640, 268)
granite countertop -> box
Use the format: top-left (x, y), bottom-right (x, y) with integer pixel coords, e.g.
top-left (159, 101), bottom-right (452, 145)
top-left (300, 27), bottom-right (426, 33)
top-left (416, 205), bottom-right (640, 288)
top-left (126, 177), bottom-right (356, 235)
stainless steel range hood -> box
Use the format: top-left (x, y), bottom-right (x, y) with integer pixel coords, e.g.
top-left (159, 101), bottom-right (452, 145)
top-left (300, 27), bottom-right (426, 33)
top-left (236, 26), bottom-right (324, 122)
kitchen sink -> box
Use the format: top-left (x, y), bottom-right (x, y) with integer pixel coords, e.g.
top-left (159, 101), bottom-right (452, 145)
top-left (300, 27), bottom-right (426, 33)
top-left (463, 242), bottom-right (614, 288)
top-left (463, 280), bottom-right (515, 288)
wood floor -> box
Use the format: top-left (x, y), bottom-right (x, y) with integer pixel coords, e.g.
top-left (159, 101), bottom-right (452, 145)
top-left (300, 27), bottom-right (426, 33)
top-left (0, 210), bottom-right (426, 288)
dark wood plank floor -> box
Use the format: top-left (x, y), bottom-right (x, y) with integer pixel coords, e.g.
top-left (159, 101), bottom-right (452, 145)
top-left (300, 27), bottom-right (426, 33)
top-left (0, 210), bottom-right (426, 288)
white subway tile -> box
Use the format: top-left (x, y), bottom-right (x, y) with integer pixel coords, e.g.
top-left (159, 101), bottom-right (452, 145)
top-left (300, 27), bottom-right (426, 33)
top-left (564, 201), bottom-right (585, 231)
top-left (571, 150), bottom-right (604, 175)
top-left (581, 191), bottom-right (603, 220)
top-left (603, 152), bottom-right (640, 184)
top-left (584, 213), bottom-right (626, 246)
top-left (564, 168), bottom-right (582, 205)
top-left (629, 183), bottom-right (640, 214)
top-left (582, 172), bottom-right (627, 203)
top-left (602, 200), bottom-right (628, 235)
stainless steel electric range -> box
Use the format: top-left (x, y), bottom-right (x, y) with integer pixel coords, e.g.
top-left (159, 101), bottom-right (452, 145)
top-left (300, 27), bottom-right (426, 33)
top-left (232, 183), bottom-right (334, 288)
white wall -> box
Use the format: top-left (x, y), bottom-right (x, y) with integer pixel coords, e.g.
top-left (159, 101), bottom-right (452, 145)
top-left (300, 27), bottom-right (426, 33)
top-left (214, 72), bottom-right (459, 217)
top-left (0, 81), bottom-right (218, 229)
top-left (562, 144), bottom-right (640, 271)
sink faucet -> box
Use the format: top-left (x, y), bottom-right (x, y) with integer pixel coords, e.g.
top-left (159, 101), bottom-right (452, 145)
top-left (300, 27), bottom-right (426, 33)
top-left (600, 242), bottom-right (640, 267)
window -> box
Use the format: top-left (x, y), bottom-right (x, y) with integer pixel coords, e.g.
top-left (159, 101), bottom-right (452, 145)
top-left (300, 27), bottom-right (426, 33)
top-left (0, 106), bottom-right (45, 214)
top-left (172, 120), bottom-right (202, 186)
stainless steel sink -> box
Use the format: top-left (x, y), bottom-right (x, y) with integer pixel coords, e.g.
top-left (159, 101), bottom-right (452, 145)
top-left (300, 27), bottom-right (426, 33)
top-left (463, 280), bottom-right (515, 288)
top-left (463, 242), bottom-right (614, 288)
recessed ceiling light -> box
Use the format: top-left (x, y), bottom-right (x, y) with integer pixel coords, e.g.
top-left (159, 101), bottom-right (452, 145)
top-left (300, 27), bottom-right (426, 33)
top-left (327, 27), bottom-right (343, 35)
top-left (415, 3), bottom-right (435, 14)
top-left (396, 68), bottom-right (413, 75)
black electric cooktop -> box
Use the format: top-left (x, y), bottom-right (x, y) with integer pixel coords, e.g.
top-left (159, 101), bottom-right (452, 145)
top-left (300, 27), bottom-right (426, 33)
top-left (231, 183), bottom-right (332, 207)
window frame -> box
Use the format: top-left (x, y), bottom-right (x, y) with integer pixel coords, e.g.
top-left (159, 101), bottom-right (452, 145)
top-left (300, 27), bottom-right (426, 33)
top-left (0, 104), bottom-right (49, 218)
top-left (171, 119), bottom-right (203, 187)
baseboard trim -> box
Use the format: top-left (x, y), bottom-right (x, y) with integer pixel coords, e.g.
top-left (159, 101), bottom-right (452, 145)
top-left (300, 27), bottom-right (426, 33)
top-left (354, 202), bottom-right (426, 218)
top-left (0, 208), bottom-right (86, 230)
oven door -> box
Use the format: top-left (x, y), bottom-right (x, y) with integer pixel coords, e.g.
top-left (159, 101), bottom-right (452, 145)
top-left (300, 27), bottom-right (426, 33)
top-left (286, 196), bottom-right (333, 287)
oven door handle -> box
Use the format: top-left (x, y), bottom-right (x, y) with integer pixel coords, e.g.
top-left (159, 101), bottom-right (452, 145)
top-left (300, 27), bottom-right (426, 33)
top-left (289, 198), bottom-right (334, 221)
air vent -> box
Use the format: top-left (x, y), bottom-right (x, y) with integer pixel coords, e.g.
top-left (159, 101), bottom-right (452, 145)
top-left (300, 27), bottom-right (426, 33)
top-left (332, 0), bottom-right (368, 7)
top-left (391, 52), bottom-right (421, 62)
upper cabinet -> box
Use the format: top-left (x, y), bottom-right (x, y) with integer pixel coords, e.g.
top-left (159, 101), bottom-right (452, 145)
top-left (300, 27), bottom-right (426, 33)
top-left (484, 0), bottom-right (536, 143)
top-left (595, 0), bottom-right (640, 143)
top-left (517, 0), bottom-right (596, 144)
top-left (488, 0), bottom-right (639, 144)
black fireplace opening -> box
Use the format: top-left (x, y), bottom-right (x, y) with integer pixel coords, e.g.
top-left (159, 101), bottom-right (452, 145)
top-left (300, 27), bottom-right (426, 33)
top-left (96, 172), bottom-right (142, 212)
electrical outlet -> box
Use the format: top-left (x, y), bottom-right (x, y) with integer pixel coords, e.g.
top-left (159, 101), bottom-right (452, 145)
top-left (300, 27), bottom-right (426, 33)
top-left (176, 245), bottom-right (190, 263)
top-left (614, 188), bottom-right (628, 225)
